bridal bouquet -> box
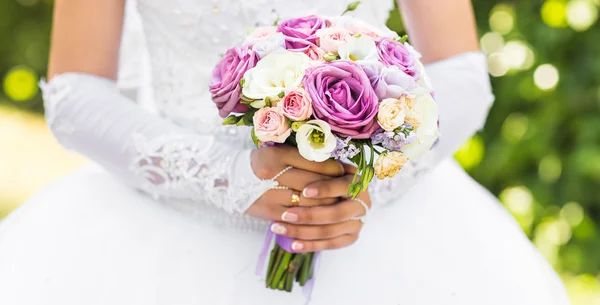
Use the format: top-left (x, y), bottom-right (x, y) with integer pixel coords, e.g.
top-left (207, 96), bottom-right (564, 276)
top-left (210, 2), bottom-right (439, 294)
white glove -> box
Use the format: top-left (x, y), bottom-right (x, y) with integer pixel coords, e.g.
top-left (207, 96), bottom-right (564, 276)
top-left (42, 73), bottom-right (277, 215)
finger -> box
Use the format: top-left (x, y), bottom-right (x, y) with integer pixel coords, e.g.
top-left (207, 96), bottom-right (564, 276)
top-left (342, 163), bottom-right (358, 175)
top-left (247, 200), bottom-right (287, 221)
top-left (275, 189), bottom-right (337, 207)
top-left (290, 234), bottom-right (359, 252)
top-left (259, 189), bottom-right (339, 209)
top-left (301, 175), bottom-right (355, 199)
top-left (281, 200), bottom-right (364, 225)
top-left (270, 220), bottom-right (362, 240)
top-left (279, 146), bottom-right (345, 177)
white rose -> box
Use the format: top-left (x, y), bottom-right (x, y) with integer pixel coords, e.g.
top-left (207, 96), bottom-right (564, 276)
top-left (338, 36), bottom-right (378, 62)
top-left (377, 97), bottom-right (410, 132)
top-left (296, 120), bottom-right (337, 162)
top-left (242, 49), bottom-right (311, 100)
top-left (252, 32), bottom-right (286, 58)
top-left (401, 93), bottom-right (439, 159)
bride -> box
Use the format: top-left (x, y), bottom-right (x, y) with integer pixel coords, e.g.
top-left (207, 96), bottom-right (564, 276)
top-left (0, 0), bottom-right (570, 304)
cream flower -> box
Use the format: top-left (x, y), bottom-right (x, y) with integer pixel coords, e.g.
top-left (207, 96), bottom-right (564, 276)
top-left (401, 93), bottom-right (440, 159)
top-left (296, 120), bottom-right (337, 162)
top-left (377, 96), bottom-right (412, 132)
top-left (374, 151), bottom-right (408, 179)
top-left (242, 49), bottom-right (311, 101)
top-left (338, 36), bottom-right (378, 62)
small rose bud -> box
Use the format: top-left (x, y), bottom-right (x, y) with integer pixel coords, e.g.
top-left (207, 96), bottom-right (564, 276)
top-left (291, 121), bottom-right (305, 131)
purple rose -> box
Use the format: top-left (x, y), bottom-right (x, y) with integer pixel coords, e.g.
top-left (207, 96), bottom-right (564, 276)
top-left (210, 46), bottom-right (259, 118)
top-left (376, 38), bottom-right (418, 78)
top-left (277, 15), bottom-right (329, 51)
top-left (360, 61), bottom-right (418, 100)
top-left (302, 60), bottom-right (379, 139)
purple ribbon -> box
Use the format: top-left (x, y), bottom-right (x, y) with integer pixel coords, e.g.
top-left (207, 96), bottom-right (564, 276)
top-left (256, 222), bottom-right (319, 303)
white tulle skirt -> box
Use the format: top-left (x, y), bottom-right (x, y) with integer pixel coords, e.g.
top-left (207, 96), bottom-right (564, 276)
top-left (0, 159), bottom-right (569, 305)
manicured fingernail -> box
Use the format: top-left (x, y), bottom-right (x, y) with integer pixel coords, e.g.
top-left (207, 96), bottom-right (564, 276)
top-left (270, 223), bottom-right (287, 234)
top-left (292, 241), bottom-right (304, 251)
top-left (281, 211), bottom-right (298, 222)
top-left (303, 187), bottom-right (318, 198)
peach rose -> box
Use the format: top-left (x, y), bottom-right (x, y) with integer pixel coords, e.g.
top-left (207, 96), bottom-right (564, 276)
top-left (253, 107), bottom-right (292, 143)
top-left (374, 151), bottom-right (408, 179)
top-left (279, 88), bottom-right (313, 121)
top-left (377, 96), bottom-right (412, 132)
top-left (316, 27), bottom-right (352, 54)
top-left (245, 26), bottom-right (278, 45)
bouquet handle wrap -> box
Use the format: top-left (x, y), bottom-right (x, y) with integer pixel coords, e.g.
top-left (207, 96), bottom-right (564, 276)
top-left (256, 223), bottom-right (319, 302)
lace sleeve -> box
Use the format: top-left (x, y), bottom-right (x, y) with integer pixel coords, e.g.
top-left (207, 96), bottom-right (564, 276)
top-left (370, 52), bottom-right (495, 206)
top-left (41, 73), bottom-right (278, 214)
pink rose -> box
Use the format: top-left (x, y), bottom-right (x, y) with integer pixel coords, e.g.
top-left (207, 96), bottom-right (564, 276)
top-left (303, 45), bottom-right (326, 61)
top-left (253, 107), bottom-right (292, 143)
top-left (245, 26), bottom-right (278, 45)
top-left (279, 88), bottom-right (313, 121)
top-left (332, 16), bottom-right (384, 41)
top-left (210, 46), bottom-right (259, 118)
top-left (316, 27), bottom-right (352, 54)
top-left (347, 23), bottom-right (382, 42)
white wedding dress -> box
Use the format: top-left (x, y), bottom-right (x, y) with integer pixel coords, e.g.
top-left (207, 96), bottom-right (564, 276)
top-left (0, 1), bottom-right (570, 304)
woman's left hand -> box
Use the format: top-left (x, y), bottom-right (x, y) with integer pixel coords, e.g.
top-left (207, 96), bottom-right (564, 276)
top-left (269, 174), bottom-right (371, 252)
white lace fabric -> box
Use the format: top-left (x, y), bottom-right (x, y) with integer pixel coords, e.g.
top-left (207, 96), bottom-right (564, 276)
top-left (41, 0), bottom-right (493, 230)
top-left (41, 73), bottom-right (277, 227)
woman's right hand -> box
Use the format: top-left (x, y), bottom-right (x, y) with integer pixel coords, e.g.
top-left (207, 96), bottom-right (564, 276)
top-left (246, 145), bottom-right (346, 221)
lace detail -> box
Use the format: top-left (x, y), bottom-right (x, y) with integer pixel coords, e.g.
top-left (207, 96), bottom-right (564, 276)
top-left (130, 133), bottom-right (277, 214)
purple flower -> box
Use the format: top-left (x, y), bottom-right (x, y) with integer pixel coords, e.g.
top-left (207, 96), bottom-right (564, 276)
top-left (376, 38), bottom-right (418, 78)
top-left (360, 61), bottom-right (418, 100)
top-left (331, 136), bottom-right (360, 160)
top-left (210, 46), bottom-right (259, 118)
top-left (277, 15), bottom-right (329, 51)
top-left (371, 124), bottom-right (416, 151)
top-left (302, 60), bottom-right (379, 139)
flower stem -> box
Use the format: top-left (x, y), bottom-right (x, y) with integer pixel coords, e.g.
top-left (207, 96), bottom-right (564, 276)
top-left (267, 247), bottom-right (284, 289)
top-left (299, 252), bottom-right (314, 286)
top-left (307, 252), bottom-right (315, 279)
top-left (266, 244), bottom-right (278, 283)
top-left (272, 251), bottom-right (292, 289)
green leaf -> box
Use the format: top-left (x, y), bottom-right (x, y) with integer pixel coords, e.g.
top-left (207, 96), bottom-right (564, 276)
top-left (278, 91), bottom-right (285, 98)
top-left (265, 97), bottom-right (272, 107)
top-left (222, 114), bottom-right (242, 125)
top-left (251, 128), bottom-right (260, 148)
top-left (239, 78), bottom-right (246, 87)
top-left (242, 111), bottom-right (254, 126)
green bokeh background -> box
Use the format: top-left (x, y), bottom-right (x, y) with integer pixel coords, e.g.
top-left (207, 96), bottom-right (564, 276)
top-left (1, 0), bottom-right (599, 303)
